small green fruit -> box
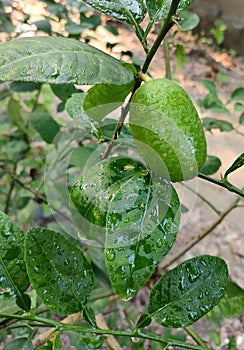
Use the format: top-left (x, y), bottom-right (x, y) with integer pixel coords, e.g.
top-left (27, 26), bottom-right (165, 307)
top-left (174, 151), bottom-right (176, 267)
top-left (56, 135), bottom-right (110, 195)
top-left (129, 78), bottom-right (207, 182)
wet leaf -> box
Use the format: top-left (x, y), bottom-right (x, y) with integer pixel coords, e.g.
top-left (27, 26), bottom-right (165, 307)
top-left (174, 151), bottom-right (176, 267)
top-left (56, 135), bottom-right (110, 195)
top-left (25, 228), bottom-right (94, 315)
top-left (84, 0), bottom-right (146, 24)
top-left (69, 158), bottom-right (148, 245)
top-left (0, 212), bottom-right (30, 305)
top-left (200, 155), bottom-right (221, 175)
top-left (146, 0), bottom-right (193, 21)
top-left (224, 153), bottom-right (244, 179)
top-left (148, 255), bottom-right (228, 328)
top-left (105, 161), bottom-right (180, 299)
top-left (0, 37), bottom-right (133, 85)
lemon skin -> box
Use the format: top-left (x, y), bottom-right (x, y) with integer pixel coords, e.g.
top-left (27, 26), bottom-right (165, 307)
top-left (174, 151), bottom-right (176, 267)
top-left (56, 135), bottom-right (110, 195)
top-left (129, 78), bottom-right (207, 182)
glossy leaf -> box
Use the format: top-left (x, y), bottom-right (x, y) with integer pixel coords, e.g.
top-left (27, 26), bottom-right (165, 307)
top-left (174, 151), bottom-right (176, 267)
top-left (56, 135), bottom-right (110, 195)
top-left (0, 37), bottom-right (133, 85)
top-left (224, 153), bottom-right (244, 179)
top-left (105, 160), bottom-right (181, 299)
top-left (202, 117), bottom-right (234, 132)
top-left (30, 111), bottom-right (61, 144)
top-left (0, 211), bottom-right (30, 304)
top-left (208, 281), bottom-right (244, 319)
top-left (3, 338), bottom-right (33, 350)
top-left (25, 228), bottom-right (94, 315)
top-left (178, 10), bottom-right (199, 31)
top-left (84, 0), bottom-right (146, 24)
top-left (148, 255), bottom-right (228, 328)
top-left (200, 155), bottom-right (221, 175)
top-left (83, 81), bottom-right (135, 121)
top-left (146, 0), bottom-right (192, 21)
top-left (69, 158), bottom-right (148, 244)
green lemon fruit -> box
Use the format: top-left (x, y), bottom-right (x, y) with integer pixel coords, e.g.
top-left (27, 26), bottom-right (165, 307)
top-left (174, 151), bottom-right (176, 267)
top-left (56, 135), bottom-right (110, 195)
top-left (129, 78), bottom-right (207, 182)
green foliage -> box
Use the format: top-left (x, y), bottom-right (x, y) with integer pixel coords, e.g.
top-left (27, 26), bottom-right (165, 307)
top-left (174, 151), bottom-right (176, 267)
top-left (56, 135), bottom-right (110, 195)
top-left (210, 19), bottom-right (227, 45)
top-left (0, 1), bottom-right (243, 349)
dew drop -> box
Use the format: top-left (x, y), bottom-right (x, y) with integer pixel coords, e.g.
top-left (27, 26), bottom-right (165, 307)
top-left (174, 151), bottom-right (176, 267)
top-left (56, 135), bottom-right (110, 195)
top-left (156, 238), bottom-right (163, 248)
top-left (122, 297), bottom-right (132, 302)
top-left (131, 337), bottom-right (140, 343)
top-left (106, 249), bottom-right (115, 261)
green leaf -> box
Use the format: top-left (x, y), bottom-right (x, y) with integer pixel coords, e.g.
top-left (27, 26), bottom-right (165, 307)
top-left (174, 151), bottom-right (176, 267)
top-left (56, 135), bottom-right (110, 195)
top-left (30, 111), bottom-right (61, 144)
top-left (208, 281), bottom-right (244, 319)
top-left (83, 81), bottom-right (135, 121)
top-left (69, 157), bottom-right (146, 245)
top-left (174, 44), bottom-right (187, 72)
top-left (202, 117), bottom-right (234, 132)
top-left (198, 79), bottom-right (230, 114)
top-left (8, 97), bottom-right (30, 136)
top-left (50, 84), bottom-right (78, 102)
top-left (178, 10), bottom-right (199, 31)
top-left (0, 37), bottom-right (134, 85)
top-left (83, 305), bottom-right (97, 327)
top-left (25, 228), bottom-right (94, 315)
top-left (146, 0), bottom-right (192, 21)
top-left (3, 338), bottom-right (33, 350)
top-left (0, 212), bottom-right (30, 304)
top-left (68, 332), bottom-right (104, 350)
top-left (136, 313), bottom-right (152, 328)
top-left (234, 103), bottom-right (244, 112)
top-left (224, 153), bottom-right (244, 179)
top-left (148, 255), bottom-right (228, 328)
top-left (230, 87), bottom-right (244, 101)
top-left (16, 293), bottom-right (31, 312)
top-left (84, 0), bottom-right (146, 24)
top-left (200, 155), bottom-right (221, 175)
top-left (105, 160), bottom-right (181, 299)
top-left (239, 112), bottom-right (244, 125)
top-left (10, 81), bottom-right (41, 93)
top-left (34, 19), bottom-right (52, 35)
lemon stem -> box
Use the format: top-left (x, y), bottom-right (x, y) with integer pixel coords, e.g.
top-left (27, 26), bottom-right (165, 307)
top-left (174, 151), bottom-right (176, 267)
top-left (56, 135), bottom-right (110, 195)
top-left (141, 0), bottom-right (181, 74)
top-left (163, 37), bottom-right (172, 79)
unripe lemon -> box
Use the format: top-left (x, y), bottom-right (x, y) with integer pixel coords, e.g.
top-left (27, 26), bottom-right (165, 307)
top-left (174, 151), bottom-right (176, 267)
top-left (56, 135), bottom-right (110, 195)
top-left (129, 78), bottom-right (207, 182)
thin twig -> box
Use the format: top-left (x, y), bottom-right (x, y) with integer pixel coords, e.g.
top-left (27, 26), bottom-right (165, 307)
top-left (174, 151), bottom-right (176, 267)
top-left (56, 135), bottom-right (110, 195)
top-left (181, 182), bottom-right (221, 214)
top-left (184, 326), bottom-right (208, 348)
top-left (4, 164), bottom-right (17, 214)
top-left (160, 196), bottom-right (240, 270)
top-left (198, 173), bottom-right (244, 197)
